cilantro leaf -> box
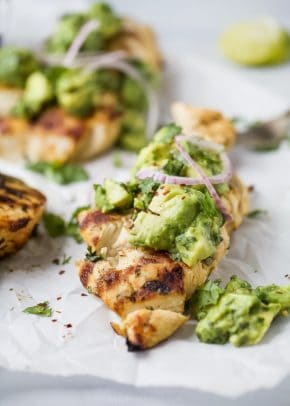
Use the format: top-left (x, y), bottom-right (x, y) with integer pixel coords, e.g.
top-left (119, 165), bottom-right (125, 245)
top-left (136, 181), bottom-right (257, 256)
top-left (23, 301), bottom-right (52, 317)
top-left (247, 209), bottom-right (268, 218)
top-left (43, 206), bottom-right (89, 242)
top-left (26, 161), bottom-right (89, 185)
top-left (188, 279), bottom-right (225, 320)
top-left (85, 246), bottom-right (103, 262)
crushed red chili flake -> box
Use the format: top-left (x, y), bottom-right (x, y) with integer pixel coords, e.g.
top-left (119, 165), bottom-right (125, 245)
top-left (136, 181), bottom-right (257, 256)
top-left (9, 288), bottom-right (13, 291)
top-left (81, 293), bottom-right (88, 297)
top-left (248, 185), bottom-right (254, 192)
top-left (59, 270), bottom-right (65, 275)
top-left (52, 319), bottom-right (57, 323)
top-left (64, 323), bottom-right (72, 328)
top-left (57, 296), bottom-right (62, 300)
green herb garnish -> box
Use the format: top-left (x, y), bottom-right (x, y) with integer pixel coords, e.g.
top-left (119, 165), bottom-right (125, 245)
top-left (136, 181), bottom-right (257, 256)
top-left (26, 161), bottom-right (89, 185)
top-left (23, 301), bottom-right (52, 317)
top-left (43, 206), bottom-right (89, 242)
top-left (247, 209), bottom-right (268, 218)
top-left (85, 246), bottom-right (103, 262)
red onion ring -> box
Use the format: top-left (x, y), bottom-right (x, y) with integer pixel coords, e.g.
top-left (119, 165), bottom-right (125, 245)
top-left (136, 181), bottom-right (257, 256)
top-left (175, 135), bottom-right (232, 221)
top-left (136, 134), bottom-right (232, 221)
top-left (84, 58), bottom-right (159, 137)
top-left (63, 20), bottom-right (100, 67)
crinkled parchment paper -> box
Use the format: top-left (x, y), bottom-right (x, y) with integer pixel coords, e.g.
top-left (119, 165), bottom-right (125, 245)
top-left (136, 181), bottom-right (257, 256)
top-left (0, 55), bottom-right (289, 397)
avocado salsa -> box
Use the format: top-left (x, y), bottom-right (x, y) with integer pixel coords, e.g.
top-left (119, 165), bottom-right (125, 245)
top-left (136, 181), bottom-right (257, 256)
top-left (190, 276), bottom-right (290, 346)
top-left (94, 123), bottom-right (225, 267)
top-left (0, 3), bottom-right (160, 152)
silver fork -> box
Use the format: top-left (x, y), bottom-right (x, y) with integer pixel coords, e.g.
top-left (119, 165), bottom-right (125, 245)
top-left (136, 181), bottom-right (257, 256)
top-left (237, 110), bottom-right (290, 151)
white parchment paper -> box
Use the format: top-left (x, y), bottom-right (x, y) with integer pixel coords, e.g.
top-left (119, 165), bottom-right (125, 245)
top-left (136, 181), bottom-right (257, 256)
top-left (0, 55), bottom-right (289, 397)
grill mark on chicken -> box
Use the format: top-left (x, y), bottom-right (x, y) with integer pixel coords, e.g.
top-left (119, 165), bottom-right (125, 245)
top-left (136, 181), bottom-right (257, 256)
top-left (36, 108), bottom-right (85, 141)
top-left (79, 261), bottom-right (94, 287)
top-left (9, 217), bottom-right (30, 232)
top-left (79, 210), bottom-right (119, 230)
top-left (0, 174), bottom-right (46, 258)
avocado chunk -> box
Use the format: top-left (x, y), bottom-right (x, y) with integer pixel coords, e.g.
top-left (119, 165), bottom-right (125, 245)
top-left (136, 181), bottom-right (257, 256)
top-left (130, 185), bottom-right (200, 252)
top-left (188, 280), bottom-right (225, 321)
top-left (0, 46), bottom-right (40, 88)
top-left (104, 179), bottom-right (132, 208)
top-left (94, 184), bottom-right (114, 213)
top-left (56, 69), bottom-right (95, 117)
top-left (255, 284), bottom-right (290, 313)
top-left (12, 72), bottom-right (53, 118)
top-left (196, 292), bottom-right (281, 346)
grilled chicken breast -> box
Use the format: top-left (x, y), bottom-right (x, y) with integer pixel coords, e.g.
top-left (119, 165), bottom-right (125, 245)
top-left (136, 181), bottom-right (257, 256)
top-left (78, 173), bottom-right (248, 350)
top-left (0, 116), bottom-right (28, 161)
top-left (0, 85), bottom-right (22, 116)
top-left (171, 102), bottom-right (236, 149)
top-left (0, 106), bottom-right (122, 164)
top-left (77, 97), bottom-right (248, 351)
top-left (0, 174), bottom-right (46, 258)
top-left (109, 18), bottom-right (163, 73)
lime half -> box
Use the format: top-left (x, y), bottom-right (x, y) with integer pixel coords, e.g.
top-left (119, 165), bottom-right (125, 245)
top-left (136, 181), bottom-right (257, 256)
top-left (220, 17), bottom-right (290, 66)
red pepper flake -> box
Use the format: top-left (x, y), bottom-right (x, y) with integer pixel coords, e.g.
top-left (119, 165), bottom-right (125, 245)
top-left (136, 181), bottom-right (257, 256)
top-left (248, 185), bottom-right (255, 192)
top-left (9, 288), bottom-right (13, 291)
top-left (57, 296), bottom-right (62, 301)
top-left (81, 293), bottom-right (88, 297)
top-left (59, 270), bottom-right (65, 275)
top-left (64, 323), bottom-right (72, 328)
top-left (52, 319), bottom-right (57, 323)
top-left (285, 274), bottom-right (290, 280)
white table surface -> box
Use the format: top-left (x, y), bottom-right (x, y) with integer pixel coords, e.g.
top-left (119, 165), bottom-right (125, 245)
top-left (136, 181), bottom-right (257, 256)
top-left (1, 1), bottom-right (290, 405)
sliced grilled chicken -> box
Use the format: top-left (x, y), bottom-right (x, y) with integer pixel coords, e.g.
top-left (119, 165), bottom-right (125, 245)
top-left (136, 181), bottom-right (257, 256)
top-left (0, 174), bottom-right (46, 258)
top-left (78, 174), bottom-right (248, 349)
top-left (109, 18), bottom-right (163, 73)
top-left (0, 116), bottom-right (28, 161)
top-left (171, 102), bottom-right (236, 149)
top-left (111, 309), bottom-right (189, 351)
top-left (0, 85), bottom-right (22, 116)
top-left (25, 106), bottom-right (122, 163)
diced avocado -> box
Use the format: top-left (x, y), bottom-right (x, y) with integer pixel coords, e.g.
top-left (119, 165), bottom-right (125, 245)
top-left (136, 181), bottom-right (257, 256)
top-left (0, 46), bottom-right (40, 88)
top-left (88, 2), bottom-right (122, 39)
top-left (133, 141), bottom-right (172, 173)
top-left (130, 185), bottom-right (200, 251)
top-left (196, 292), bottom-right (281, 346)
top-left (255, 284), bottom-right (290, 313)
top-left (12, 72), bottom-right (53, 119)
top-left (154, 123), bottom-right (181, 144)
top-left (56, 69), bottom-right (95, 117)
top-left (175, 225), bottom-right (216, 267)
top-left (226, 275), bottom-right (252, 295)
top-left (129, 211), bottom-right (177, 250)
top-left (119, 131), bottom-right (147, 152)
top-left (188, 280), bottom-right (225, 321)
top-left (120, 76), bottom-right (146, 110)
top-left (94, 184), bottom-right (114, 213)
top-left (104, 179), bottom-right (132, 208)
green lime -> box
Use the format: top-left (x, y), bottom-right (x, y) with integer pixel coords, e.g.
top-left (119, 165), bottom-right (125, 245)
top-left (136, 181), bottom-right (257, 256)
top-left (220, 17), bottom-right (290, 66)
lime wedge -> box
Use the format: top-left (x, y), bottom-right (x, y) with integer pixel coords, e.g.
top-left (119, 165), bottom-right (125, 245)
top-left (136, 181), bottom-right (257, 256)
top-left (220, 17), bottom-right (290, 66)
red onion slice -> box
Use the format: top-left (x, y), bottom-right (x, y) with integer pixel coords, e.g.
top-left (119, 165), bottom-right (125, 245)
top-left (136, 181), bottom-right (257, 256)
top-left (63, 20), bottom-right (100, 67)
top-left (84, 58), bottom-right (159, 137)
top-left (175, 135), bottom-right (232, 221)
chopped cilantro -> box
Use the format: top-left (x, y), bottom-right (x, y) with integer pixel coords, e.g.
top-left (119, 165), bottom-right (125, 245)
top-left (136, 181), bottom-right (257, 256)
top-left (188, 279), bottom-right (225, 320)
top-left (23, 301), bottom-right (52, 317)
top-left (135, 178), bottom-right (160, 209)
top-left (61, 254), bottom-right (71, 265)
top-left (26, 161), bottom-right (89, 185)
top-left (162, 153), bottom-right (185, 176)
top-left (85, 246), bottom-right (103, 262)
top-left (43, 206), bottom-right (89, 242)
top-left (247, 209), bottom-right (268, 218)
